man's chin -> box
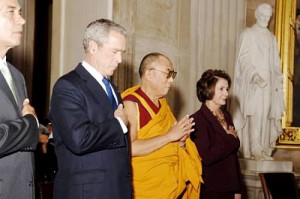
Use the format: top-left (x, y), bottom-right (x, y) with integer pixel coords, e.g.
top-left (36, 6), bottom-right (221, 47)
top-left (10, 40), bottom-right (21, 48)
top-left (110, 68), bottom-right (118, 75)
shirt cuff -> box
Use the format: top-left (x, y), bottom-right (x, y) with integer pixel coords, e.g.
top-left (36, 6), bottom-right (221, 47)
top-left (116, 117), bottom-right (128, 134)
top-left (34, 116), bottom-right (40, 127)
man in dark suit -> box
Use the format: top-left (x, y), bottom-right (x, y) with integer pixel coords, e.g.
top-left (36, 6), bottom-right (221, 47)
top-left (49, 18), bottom-right (132, 199)
top-left (0, 0), bottom-right (39, 198)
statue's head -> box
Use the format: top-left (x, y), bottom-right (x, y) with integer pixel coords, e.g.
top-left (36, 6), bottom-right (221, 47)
top-left (255, 3), bottom-right (272, 28)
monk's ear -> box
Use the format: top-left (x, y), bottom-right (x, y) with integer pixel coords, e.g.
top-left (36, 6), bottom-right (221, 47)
top-left (144, 68), bottom-right (153, 80)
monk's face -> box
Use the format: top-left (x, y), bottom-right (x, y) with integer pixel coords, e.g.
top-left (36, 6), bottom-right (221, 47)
top-left (150, 57), bottom-right (176, 97)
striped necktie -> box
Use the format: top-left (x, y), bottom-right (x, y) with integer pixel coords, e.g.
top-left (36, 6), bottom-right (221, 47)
top-left (102, 77), bottom-right (118, 110)
top-left (0, 62), bottom-right (18, 103)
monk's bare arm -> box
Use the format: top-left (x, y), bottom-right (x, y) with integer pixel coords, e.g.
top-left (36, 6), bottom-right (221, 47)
top-left (123, 101), bottom-right (194, 157)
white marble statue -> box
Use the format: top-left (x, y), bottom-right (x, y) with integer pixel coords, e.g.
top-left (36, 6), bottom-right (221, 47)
top-left (230, 3), bottom-right (285, 160)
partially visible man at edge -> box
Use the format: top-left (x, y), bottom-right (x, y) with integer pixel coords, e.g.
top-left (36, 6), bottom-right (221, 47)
top-left (122, 52), bottom-right (202, 199)
top-left (0, 0), bottom-right (39, 198)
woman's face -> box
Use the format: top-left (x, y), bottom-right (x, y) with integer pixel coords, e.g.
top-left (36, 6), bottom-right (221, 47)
top-left (211, 77), bottom-right (229, 106)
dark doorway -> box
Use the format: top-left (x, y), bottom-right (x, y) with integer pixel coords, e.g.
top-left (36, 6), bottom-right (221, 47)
top-left (32, 0), bottom-right (53, 121)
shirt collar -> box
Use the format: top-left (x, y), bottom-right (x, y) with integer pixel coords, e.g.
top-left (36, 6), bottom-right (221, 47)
top-left (81, 60), bottom-right (106, 81)
top-left (0, 56), bottom-right (7, 70)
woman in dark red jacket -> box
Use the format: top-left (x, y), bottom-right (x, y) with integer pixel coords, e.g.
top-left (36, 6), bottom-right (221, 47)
top-left (191, 69), bottom-right (242, 199)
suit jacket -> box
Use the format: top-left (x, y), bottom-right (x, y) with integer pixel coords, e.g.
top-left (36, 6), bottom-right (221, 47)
top-left (49, 63), bottom-right (132, 199)
top-left (191, 104), bottom-right (242, 193)
top-left (0, 62), bottom-right (39, 199)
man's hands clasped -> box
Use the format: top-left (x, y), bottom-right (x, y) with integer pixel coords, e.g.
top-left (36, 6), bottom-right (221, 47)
top-left (167, 115), bottom-right (195, 144)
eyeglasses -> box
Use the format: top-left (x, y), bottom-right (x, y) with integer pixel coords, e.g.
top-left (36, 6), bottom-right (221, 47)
top-left (150, 68), bottom-right (177, 79)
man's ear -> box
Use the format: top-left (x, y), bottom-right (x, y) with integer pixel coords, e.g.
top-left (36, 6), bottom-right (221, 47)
top-left (144, 68), bottom-right (152, 80)
top-left (88, 40), bottom-right (98, 54)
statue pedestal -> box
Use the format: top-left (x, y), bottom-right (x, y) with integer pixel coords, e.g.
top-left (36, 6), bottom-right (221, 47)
top-left (239, 158), bottom-right (293, 199)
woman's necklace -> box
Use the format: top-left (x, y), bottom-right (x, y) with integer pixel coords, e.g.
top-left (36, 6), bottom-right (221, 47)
top-left (207, 105), bottom-right (227, 128)
top-left (214, 110), bottom-right (227, 127)
top-left (205, 104), bottom-right (227, 128)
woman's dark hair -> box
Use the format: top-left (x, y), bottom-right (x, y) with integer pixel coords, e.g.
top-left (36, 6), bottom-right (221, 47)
top-left (196, 69), bottom-right (231, 103)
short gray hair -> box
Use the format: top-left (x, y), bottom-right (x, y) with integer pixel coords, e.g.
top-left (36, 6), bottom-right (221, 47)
top-left (83, 18), bottom-right (127, 52)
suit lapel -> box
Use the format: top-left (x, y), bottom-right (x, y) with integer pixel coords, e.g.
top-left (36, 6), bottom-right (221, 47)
top-left (202, 104), bottom-right (227, 136)
top-left (74, 64), bottom-right (113, 107)
top-left (8, 63), bottom-right (24, 108)
top-left (0, 68), bottom-right (19, 109)
top-left (110, 83), bottom-right (122, 105)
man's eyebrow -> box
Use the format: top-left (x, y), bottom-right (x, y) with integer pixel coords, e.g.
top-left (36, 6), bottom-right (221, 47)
top-left (6, 5), bottom-right (21, 11)
top-left (6, 5), bottom-right (16, 9)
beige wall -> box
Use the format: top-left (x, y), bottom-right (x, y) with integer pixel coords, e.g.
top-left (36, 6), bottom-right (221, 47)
top-left (51, 0), bottom-right (195, 117)
top-left (50, 0), bottom-right (275, 118)
top-left (113, 0), bottom-right (193, 117)
top-left (50, 0), bottom-right (300, 180)
top-left (190, 0), bottom-right (247, 114)
top-left (113, 0), bottom-right (248, 118)
top-left (50, 0), bottom-right (113, 93)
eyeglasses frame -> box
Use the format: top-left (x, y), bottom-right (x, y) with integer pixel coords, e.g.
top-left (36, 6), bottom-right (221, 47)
top-left (149, 68), bottom-right (177, 79)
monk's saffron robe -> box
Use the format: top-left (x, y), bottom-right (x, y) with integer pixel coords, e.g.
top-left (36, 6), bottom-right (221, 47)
top-left (122, 86), bottom-right (202, 199)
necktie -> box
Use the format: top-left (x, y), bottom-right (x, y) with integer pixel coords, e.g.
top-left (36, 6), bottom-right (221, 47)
top-left (0, 62), bottom-right (18, 103)
top-left (102, 77), bottom-right (118, 110)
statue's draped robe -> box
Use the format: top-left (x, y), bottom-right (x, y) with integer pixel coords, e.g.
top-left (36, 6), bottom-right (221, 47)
top-left (230, 25), bottom-right (284, 159)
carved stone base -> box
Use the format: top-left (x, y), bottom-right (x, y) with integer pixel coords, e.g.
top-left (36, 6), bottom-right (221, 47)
top-left (239, 158), bottom-right (293, 199)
